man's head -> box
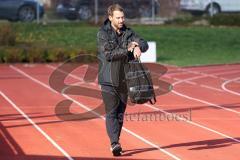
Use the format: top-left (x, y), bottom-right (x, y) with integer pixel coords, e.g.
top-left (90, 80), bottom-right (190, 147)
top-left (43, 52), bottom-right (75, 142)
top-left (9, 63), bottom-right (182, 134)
top-left (108, 4), bottom-right (125, 31)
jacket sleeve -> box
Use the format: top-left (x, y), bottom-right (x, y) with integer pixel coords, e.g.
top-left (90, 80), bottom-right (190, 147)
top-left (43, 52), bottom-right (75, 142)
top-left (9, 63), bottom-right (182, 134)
top-left (131, 30), bottom-right (149, 53)
top-left (97, 30), bottom-right (130, 62)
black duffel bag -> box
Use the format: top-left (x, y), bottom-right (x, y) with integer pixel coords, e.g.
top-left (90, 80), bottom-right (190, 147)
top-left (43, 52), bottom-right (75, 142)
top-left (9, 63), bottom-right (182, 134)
top-left (124, 59), bottom-right (156, 104)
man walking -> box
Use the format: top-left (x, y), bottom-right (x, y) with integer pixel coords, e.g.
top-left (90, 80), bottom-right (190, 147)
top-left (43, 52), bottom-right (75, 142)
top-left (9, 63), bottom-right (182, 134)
top-left (97, 4), bottom-right (148, 156)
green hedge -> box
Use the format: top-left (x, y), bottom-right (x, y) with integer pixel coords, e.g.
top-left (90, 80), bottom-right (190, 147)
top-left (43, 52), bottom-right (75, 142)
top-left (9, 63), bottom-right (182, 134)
top-left (168, 13), bottom-right (240, 26)
top-left (0, 45), bottom-right (96, 63)
top-left (208, 13), bottom-right (240, 26)
top-left (0, 23), bottom-right (16, 46)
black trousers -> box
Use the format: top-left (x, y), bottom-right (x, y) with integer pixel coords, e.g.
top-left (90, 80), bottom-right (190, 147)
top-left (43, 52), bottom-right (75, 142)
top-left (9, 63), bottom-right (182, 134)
top-left (101, 84), bottom-right (128, 144)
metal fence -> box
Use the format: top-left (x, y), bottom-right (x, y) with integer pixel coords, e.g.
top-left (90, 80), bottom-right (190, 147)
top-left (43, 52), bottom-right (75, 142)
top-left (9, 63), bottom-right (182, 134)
top-left (1, 0), bottom-right (240, 24)
top-left (40, 0), bottom-right (163, 24)
top-left (39, 0), bottom-right (240, 23)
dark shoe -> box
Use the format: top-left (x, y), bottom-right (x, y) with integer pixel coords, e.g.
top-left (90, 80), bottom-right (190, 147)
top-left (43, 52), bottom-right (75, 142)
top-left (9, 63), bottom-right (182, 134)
top-left (110, 142), bottom-right (122, 156)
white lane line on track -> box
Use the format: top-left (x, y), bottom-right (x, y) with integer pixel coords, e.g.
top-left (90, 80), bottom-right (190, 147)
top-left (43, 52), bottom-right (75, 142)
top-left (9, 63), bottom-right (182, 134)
top-left (222, 77), bottom-right (240, 96)
top-left (46, 65), bottom-right (97, 88)
top-left (163, 75), bottom-right (197, 85)
top-left (0, 91), bottom-right (74, 160)
top-left (165, 69), bottom-right (240, 94)
top-left (10, 65), bottom-right (182, 160)
top-left (46, 64), bottom-right (240, 145)
top-left (163, 74), bottom-right (225, 93)
top-left (164, 74), bottom-right (224, 92)
top-left (63, 93), bottom-right (181, 160)
top-left (172, 75), bottom-right (240, 114)
top-left (200, 84), bottom-right (224, 92)
top-left (167, 66), bottom-right (240, 78)
top-left (0, 126), bottom-right (18, 154)
top-left (173, 67), bottom-right (240, 81)
top-left (144, 103), bottom-right (240, 144)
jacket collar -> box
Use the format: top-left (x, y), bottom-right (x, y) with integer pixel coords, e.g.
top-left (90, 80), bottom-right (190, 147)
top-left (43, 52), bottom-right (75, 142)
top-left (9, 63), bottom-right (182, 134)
top-left (102, 19), bottom-right (127, 33)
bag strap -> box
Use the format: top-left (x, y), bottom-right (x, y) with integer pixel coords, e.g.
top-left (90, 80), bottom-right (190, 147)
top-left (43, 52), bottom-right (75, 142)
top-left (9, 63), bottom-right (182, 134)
top-left (136, 57), bottom-right (141, 63)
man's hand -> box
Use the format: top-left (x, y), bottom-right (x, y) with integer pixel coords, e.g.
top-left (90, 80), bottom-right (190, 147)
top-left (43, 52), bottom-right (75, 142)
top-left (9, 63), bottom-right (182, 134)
top-left (133, 46), bottom-right (141, 59)
top-left (128, 41), bottom-right (139, 52)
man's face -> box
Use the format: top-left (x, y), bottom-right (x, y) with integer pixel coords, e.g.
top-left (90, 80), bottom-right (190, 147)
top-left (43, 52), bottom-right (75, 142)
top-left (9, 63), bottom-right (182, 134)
top-left (109, 10), bottom-right (125, 30)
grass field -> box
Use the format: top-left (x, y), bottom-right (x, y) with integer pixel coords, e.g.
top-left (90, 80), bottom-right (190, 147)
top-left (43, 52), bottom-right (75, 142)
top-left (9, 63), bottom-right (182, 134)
top-left (6, 22), bottom-right (240, 66)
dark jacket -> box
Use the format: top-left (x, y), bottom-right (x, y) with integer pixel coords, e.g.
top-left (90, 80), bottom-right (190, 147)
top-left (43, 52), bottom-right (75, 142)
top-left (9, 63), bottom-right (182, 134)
top-left (97, 19), bottom-right (148, 86)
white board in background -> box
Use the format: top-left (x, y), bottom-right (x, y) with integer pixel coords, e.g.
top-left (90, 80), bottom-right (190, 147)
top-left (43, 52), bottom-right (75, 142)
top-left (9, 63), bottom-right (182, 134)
top-left (140, 41), bottom-right (156, 63)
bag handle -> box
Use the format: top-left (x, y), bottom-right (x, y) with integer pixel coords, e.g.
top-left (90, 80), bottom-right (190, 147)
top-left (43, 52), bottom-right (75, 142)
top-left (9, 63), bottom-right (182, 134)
top-left (136, 57), bottom-right (141, 63)
top-left (149, 97), bottom-right (156, 105)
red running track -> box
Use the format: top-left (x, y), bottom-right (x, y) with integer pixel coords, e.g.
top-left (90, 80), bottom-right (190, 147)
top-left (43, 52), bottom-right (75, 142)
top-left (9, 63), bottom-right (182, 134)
top-left (0, 63), bottom-right (240, 160)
